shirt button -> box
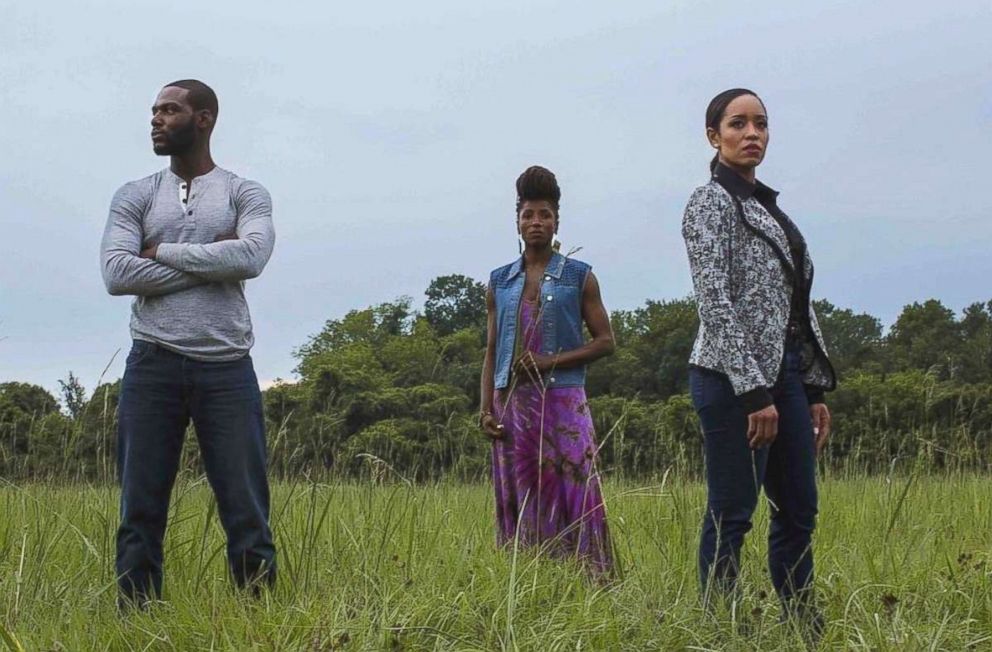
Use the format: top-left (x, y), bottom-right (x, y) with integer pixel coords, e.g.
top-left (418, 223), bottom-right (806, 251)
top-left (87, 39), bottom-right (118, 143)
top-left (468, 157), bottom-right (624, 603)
top-left (544, 275), bottom-right (551, 281)
top-left (188, 210), bottom-right (193, 215)
top-left (546, 295), bottom-right (554, 301)
top-left (549, 377), bottom-right (556, 383)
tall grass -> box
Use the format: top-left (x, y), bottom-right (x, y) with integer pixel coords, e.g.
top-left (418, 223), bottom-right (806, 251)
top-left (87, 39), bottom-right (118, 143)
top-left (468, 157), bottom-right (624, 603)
top-left (0, 472), bottom-right (989, 650)
top-left (2, 344), bottom-right (990, 649)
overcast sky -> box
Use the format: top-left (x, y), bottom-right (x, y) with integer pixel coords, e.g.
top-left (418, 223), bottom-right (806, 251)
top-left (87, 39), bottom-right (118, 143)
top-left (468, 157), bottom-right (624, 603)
top-left (1, 0), bottom-right (989, 396)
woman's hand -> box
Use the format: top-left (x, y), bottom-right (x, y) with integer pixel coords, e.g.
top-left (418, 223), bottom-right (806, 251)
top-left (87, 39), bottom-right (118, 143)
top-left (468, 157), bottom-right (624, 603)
top-left (480, 413), bottom-right (504, 440)
top-left (810, 403), bottom-right (831, 456)
top-left (747, 405), bottom-right (779, 449)
top-left (513, 351), bottom-right (556, 383)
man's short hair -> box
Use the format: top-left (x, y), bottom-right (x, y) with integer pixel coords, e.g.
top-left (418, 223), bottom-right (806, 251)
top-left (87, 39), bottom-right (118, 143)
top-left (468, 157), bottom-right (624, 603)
top-left (164, 79), bottom-right (219, 117)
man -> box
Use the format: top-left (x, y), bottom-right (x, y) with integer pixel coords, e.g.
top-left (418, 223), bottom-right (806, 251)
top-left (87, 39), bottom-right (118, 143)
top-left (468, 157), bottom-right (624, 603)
top-left (101, 80), bottom-right (276, 606)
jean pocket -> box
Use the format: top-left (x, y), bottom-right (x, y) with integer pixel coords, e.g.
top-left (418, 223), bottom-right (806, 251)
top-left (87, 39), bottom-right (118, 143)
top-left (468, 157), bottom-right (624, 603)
top-left (690, 369), bottom-right (735, 436)
top-left (125, 341), bottom-right (156, 367)
top-left (689, 368), bottom-right (729, 411)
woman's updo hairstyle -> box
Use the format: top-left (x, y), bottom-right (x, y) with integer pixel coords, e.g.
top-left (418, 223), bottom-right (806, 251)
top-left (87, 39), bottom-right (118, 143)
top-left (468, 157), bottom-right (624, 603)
top-left (515, 165), bottom-right (561, 214)
top-left (705, 88), bottom-right (765, 173)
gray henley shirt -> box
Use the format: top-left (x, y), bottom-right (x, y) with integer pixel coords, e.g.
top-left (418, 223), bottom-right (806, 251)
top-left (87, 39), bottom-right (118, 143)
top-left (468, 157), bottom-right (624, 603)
top-left (100, 166), bottom-right (275, 361)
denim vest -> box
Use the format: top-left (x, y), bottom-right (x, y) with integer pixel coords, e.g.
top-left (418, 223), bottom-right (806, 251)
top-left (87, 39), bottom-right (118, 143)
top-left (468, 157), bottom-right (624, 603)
top-left (490, 252), bottom-right (591, 390)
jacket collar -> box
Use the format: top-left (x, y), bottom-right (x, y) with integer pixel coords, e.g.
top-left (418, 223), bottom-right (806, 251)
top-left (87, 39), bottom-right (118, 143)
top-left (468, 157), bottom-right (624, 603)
top-left (712, 163), bottom-right (796, 277)
top-left (507, 250), bottom-right (566, 280)
top-left (712, 162), bottom-right (779, 204)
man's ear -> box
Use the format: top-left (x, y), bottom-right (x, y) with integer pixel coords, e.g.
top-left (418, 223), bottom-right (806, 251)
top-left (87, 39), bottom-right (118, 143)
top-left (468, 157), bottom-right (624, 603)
top-left (197, 110), bottom-right (215, 131)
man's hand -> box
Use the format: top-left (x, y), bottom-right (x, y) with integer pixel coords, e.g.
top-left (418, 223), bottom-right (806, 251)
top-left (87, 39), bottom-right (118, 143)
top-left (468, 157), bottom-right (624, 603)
top-left (746, 404), bottom-right (779, 449)
top-left (810, 403), bottom-right (831, 456)
top-left (513, 351), bottom-right (556, 384)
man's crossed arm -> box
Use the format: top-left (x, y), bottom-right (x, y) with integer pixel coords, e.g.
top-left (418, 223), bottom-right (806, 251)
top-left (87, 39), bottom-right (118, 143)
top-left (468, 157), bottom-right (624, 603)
top-left (101, 183), bottom-right (206, 297)
top-left (101, 181), bottom-right (275, 297)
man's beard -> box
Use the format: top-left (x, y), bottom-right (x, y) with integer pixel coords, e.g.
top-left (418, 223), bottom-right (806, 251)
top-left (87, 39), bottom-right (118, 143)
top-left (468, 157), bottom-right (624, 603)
top-left (152, 120), bottom-right (196, 155)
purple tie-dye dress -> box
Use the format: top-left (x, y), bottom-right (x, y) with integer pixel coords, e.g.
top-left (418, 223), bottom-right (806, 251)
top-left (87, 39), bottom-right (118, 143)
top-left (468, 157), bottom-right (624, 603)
top-left (491, 298), bottom-right (613, 575)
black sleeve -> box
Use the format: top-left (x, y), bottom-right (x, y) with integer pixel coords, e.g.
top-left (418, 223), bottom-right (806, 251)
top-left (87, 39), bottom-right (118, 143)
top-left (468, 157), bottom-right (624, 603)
top-left (804, 384), bottom-right (825, 405)
top-left (738, 386), bottom-right (774, 414)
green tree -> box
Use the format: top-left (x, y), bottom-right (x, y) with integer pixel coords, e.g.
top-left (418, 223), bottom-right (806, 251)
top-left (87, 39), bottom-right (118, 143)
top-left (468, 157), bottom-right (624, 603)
top-left (886, 300), bottom-right (963, 377)
top-left (436, 328), bottom-right (485, 406)
top-left (294, 297), bottom-right (414, 365)
top-left (378, 318), bottom-right (445, 387)
top-left (629, 298), bottom-right (699, 399)
top-left (424, 274), bottom-right (487, 337)
top-left (58, 371), bottom-right (87, 420)
top-left (957, 300), bottom-right (992, 384)
top-left (587, 298), bottom-right (698, 399)
top-left (0, 382), bottom-right (59, 418)
top-left (812, 300), bottom-right (883, 375)
top-left (0, 382), bottom-right (64, 470)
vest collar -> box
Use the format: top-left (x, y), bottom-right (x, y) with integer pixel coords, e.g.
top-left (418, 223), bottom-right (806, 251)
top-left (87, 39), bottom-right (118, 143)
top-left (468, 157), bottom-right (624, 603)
top-left (507, 250), bottom-right (566, 280)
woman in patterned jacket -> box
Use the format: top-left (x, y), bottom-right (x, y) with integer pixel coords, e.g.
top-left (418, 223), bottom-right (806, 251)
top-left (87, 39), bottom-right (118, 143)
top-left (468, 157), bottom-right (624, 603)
top-left (682, 88), bottom-right (836, 630)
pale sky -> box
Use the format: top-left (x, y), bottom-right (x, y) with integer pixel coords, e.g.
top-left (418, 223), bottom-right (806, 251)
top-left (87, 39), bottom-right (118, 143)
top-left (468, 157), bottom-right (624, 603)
top-left (1, 0), bottom-right (990, 397)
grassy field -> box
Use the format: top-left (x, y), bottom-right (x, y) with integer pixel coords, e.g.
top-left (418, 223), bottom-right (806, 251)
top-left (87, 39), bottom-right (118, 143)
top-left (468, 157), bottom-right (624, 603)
top-left (0, 473), bottom-right (990, 651)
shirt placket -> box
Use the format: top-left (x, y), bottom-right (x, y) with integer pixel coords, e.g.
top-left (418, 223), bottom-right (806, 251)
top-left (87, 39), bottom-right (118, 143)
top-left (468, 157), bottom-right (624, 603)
top-left (183, 178), bottom-right (199, 236)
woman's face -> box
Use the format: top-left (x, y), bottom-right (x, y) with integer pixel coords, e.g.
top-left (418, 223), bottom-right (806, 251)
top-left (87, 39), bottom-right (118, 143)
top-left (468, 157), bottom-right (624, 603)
top-left (517, 200), bottom-right (558, 249)
top-left (708, 94), bottom-right (768, 171)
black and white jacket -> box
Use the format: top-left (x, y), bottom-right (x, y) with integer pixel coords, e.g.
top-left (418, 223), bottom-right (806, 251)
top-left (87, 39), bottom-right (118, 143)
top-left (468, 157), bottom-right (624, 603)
top-left (682, 165), bottom-right (835, 412)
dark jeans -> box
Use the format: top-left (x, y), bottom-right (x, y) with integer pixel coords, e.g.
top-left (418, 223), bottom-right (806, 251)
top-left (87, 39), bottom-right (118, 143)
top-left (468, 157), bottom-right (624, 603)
top-left (690, 348), bottom-right (818, 609)
top-left (116, 340), bottom-right (276, 603)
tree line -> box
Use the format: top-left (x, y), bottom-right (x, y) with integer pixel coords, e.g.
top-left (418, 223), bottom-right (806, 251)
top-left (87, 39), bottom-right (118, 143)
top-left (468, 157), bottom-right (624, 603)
top-left (2, 274), bottom-right (991, 481)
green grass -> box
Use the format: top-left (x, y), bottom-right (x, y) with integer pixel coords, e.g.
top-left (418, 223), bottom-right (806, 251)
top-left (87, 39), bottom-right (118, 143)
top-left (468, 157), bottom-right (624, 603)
top-left (1, 474), bottom-right (990, 651)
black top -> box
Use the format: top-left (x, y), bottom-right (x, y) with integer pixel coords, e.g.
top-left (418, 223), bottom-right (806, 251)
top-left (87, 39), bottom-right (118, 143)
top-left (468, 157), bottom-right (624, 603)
top-left (712, 163), bottom-right (825, 408)
top-left (713, 164), bottom-right (807, 327)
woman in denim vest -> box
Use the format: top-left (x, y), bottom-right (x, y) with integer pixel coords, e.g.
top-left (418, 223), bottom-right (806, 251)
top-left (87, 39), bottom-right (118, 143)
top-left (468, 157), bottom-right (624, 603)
top-left (479, 165), bottom-right (616, 575)
top-left (682, 89), bottom-right (836, 634)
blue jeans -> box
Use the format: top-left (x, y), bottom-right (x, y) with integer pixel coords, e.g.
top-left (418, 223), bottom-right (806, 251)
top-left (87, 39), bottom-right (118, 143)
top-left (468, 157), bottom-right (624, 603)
top-left (690, 348), bottom-right (817, 608)
top-left (115, 340), bottom-right (275, 602)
